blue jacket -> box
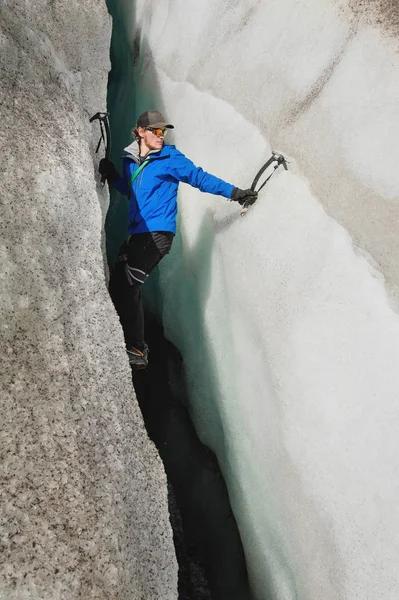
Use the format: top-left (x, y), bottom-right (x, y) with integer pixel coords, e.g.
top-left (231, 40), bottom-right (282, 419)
top-left (112, 141), bottom-right (235, 235)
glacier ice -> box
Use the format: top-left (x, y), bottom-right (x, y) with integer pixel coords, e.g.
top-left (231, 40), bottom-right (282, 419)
top-left (1, 2), bottom-right (178, 598)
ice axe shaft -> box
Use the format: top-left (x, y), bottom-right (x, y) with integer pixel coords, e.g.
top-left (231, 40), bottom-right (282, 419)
top-left (90, 111), bottom-right (111, 185)
top-left (241, 151), bottom-right (288, 215)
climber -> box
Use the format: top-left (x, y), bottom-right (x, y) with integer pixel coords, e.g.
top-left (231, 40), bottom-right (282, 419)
top-left (99, 110), bottom-right (257, 369)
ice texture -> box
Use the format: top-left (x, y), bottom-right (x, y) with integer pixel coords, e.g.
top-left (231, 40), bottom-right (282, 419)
top-left (113, 1), bottom-right (399, 599)
top-left (0, 2), bottom-right (177, 598)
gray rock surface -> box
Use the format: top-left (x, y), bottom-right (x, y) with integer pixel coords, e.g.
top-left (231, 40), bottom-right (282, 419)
top-left (0, 2), bottom-right (178, 598)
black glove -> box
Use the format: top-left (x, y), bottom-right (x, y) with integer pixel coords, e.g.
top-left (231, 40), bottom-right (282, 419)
top-left (231, 187), bottom-right (258, 206)
top-left (99, 158), bottom-right (119, 184)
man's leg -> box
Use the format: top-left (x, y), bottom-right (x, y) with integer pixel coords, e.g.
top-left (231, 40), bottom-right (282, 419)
top-left (109, 240), bottom-right (132, 342)
top-left (117, 232), bottom-right (174, 366)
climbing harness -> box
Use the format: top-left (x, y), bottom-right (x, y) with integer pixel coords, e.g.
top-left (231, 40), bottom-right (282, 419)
top-left (89, 111), bottom-right (111, 186)
top-left (241, 151), bottom-right (288, 216)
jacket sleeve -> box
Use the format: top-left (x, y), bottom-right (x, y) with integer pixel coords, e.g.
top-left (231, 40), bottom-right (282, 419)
top-left (111, 158), bottom-right (129, 196)
top-left (167, 149), bottom-right (235, 199)
top-left (112, 175), bottom-right (129, 196)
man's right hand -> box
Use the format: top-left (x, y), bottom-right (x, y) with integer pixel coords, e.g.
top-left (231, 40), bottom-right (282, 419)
top-left (99, 158), bottom-right (119, 183)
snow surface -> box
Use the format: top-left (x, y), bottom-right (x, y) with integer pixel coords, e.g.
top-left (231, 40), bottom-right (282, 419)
top-left (112, 1), bottom-right (399, 598)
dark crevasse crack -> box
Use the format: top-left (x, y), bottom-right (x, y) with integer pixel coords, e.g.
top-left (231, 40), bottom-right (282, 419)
top-left (132, 312), bottom-right (252, 600)
top-left (104, 3), bottom-right (251, 595)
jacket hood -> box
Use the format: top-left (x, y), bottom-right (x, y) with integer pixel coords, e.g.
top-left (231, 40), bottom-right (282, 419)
top-left (123, 140), bottom-right (140, 160)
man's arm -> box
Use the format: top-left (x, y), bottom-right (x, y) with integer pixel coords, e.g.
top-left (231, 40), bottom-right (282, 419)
top-left (167, 149), bottom-right (257, 205)
top-left (167, 149), bottom-right (235, 198)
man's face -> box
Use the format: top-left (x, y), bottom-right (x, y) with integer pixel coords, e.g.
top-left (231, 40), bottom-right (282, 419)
top-left (138, 126), bottom-right (165, 152)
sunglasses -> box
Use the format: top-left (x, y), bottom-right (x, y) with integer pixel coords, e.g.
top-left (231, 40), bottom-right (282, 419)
top-left (145, 127), bottom-right (168, 137)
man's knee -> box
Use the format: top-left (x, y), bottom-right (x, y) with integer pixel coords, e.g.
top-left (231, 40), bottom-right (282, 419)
top-left (124, 263), bottom-right (148, 287)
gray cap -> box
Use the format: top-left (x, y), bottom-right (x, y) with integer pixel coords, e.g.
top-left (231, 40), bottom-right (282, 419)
top-left (137, 110), bottom-right (174, 129)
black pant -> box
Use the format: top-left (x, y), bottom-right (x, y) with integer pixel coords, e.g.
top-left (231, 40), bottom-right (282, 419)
top-left (109, 231), bottom-right (174, 349)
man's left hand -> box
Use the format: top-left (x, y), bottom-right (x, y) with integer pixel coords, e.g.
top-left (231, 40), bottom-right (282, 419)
top-left (99, 158), bottom-right (119, 183)
top-left (231, 188), bottom-right (258, 206)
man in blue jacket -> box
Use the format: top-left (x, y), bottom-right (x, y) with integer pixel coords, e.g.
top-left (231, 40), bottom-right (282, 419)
top-left (100, 110), bottom-right (257, 369)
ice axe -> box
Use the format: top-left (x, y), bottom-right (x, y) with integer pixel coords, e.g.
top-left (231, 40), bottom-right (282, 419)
top-left (241, 151), bottom-right (288, 215)
top-left (90, 111), bottom-right (111, 186)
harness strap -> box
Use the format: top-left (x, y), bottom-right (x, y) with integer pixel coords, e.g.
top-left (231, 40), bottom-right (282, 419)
top-left (128, 159), bottom-right (150, 189)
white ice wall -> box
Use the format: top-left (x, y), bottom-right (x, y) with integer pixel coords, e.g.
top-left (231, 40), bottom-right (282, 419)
top-left (125, 1), bottom-right (399, 598)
